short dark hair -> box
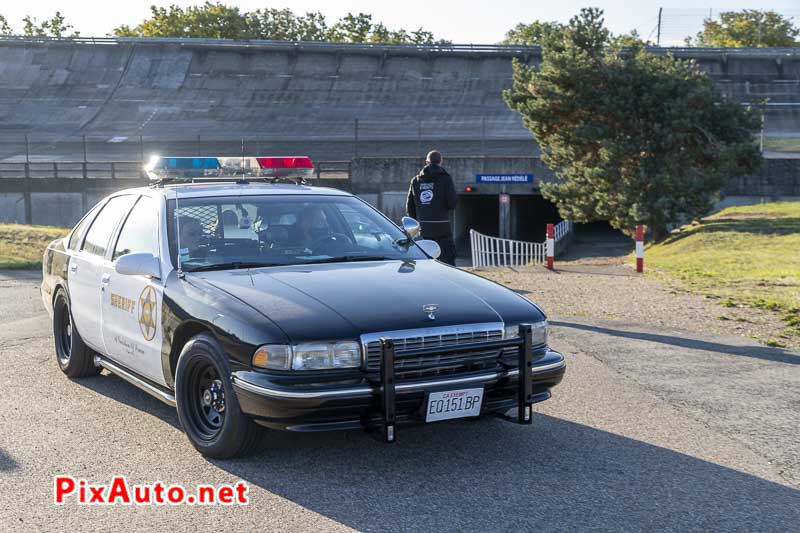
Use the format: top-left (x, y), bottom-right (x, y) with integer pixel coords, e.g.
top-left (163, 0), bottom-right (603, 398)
top-left (426, 150), bottom-right (442, 165)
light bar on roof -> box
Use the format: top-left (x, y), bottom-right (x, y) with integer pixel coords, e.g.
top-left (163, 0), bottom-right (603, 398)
top-left (144, 155), bottom-right (315, 181)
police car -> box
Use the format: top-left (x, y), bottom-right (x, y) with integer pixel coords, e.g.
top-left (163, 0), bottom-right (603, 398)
top-left (41, 155), bottom-right (566, 458)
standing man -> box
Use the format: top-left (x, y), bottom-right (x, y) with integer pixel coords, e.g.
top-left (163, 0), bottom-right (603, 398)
top-left (405, 150), bottom-right (458, 265)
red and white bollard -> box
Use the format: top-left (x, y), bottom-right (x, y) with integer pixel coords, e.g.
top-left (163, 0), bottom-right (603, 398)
top-left (635, 225), bottom-right (644, 273)
top-left (546, 224), bottom-right (555, 270)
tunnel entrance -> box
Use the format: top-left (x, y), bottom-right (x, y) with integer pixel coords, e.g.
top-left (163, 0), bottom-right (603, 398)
top-left (510, 194), bottom-right (561, 243)
top-left (453, 193), bottom-right (562, 258)
top-left (454, 195), bottom-right (499, 257)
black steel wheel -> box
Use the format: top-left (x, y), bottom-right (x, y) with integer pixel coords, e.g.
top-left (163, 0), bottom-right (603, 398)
top-left (52, 288), bottom-right (100, 378)
top-left (175, 333), bottom-right (261, 458)
top-left (185, 361), bottom-right (226, 440)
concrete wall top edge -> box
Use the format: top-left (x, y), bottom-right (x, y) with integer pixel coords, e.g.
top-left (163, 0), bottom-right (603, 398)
top-left (2, 37), bottom-right (800, 59)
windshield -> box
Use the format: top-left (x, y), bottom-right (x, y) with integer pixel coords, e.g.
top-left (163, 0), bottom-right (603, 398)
top-left (167, 194), bottom-right (427, 271)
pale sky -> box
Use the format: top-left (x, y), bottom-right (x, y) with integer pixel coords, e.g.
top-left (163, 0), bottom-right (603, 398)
top-left (3, 1), bottom-right (800, 46)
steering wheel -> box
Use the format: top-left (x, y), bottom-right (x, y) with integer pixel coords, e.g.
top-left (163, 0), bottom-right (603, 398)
top-left (310, 232), bottom-right (355, 253)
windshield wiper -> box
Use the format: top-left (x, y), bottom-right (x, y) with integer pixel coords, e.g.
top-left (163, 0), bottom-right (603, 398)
top-left (187, 261), bottom-right (281, 272)
top-left (300, 255), bottom-right (393, 265)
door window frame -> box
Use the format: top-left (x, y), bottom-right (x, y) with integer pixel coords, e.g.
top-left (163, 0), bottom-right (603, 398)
top-left (80, 194), bottom-right (137, 260)
top-left (110, 194), bottom-right (162, 264)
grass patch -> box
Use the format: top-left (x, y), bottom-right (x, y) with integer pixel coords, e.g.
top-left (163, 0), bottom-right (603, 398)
top-left (644, 202), bottom-right (800, 337)
top-left (763, 137), bottom-right (800, 153)
top-left (0, 224), bottom-right (69, 269)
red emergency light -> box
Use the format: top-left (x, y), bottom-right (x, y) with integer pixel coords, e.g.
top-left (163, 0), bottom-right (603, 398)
top-left (255, 156), bottom-right (314, 169)
top-left (464, 186), bottom-right (478, 193)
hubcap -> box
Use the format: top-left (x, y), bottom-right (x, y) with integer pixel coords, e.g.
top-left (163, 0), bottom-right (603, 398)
top-left (201, 380), bottom-right (225, 413)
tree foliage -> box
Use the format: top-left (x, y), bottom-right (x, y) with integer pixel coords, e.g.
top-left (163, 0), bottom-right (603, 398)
top-left (22, 12), bottom-right (79, 38)
top-left (503, 20), bottom-right (648, 47)
top-left (502, 21), bottom-right (562, 46)
top-left (503, 8), bottom-right (761, 240)
top-left (113, 2), bottom-right (445, 44)
top-left (0, 15), bottom-right (11, 36)
top-left (696, 10), bottom-right (799, 48)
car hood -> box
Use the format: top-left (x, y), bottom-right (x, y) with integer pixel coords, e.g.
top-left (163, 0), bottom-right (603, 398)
top-left (195, 260), bottom-right (543, 342)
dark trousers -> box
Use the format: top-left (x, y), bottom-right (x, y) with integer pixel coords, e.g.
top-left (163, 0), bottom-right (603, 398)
top-left (428, 233), bottom-right (457, 266)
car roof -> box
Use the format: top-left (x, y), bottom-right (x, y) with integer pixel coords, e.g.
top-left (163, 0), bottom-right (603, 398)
top-left (115, 183), bottom-right (353, 200)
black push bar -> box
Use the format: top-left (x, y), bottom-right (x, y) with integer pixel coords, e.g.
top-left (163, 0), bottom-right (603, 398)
top-left (380, 337), bottom-right (396, 443)
top-left (377, 324), bottom-right (535, 442)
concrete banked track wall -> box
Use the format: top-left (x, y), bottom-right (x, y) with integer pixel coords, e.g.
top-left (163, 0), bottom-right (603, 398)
top-left (0, 39), bottom-right (532, 141)
top-left (0, 38), bottom-right (799, 227)
top-left (0, 38), bottom-right (799, 145)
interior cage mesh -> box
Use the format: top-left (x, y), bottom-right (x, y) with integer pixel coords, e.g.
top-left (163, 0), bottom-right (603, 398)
top-left (175, 205), bottom-right (219, 232)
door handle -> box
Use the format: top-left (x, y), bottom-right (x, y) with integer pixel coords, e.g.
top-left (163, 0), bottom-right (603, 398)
top-left (69, 263), bottom-right (77, 273)
top-left (101, 274), bottom-right (111, 291)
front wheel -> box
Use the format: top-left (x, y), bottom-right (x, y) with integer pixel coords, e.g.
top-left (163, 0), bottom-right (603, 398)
top-left (52, 288), bottom-right (100, 378)
top-left (175, 333), bottom-right (261, 459)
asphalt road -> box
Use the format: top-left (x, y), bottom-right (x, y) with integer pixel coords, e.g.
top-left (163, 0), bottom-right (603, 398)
top-left (1, 270), bottom-right (799, 532)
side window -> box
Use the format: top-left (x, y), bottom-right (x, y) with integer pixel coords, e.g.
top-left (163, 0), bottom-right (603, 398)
top-left (113, 196), bottom-right (160, 261)
top-left (82, 196), bottom-right (136, 257)
top-left (67, 203), bottom-right (102, 251)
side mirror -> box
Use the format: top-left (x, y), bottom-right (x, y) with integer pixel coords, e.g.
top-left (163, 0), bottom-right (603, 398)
top-left (115, 253), bottom-right (161, 279)
top-left (401, 216), bottom-right (421, 241)
top-left (416, 239), bottom-right (441, 260)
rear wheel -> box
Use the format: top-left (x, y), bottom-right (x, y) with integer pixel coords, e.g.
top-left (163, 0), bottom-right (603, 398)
top-left (175, 333), bottom-right (261, 459)
top-left (52, 289), bottom-right (100, 378)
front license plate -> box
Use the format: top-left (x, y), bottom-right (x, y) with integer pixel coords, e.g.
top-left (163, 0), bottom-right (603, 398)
top-left (425, 388), bottom-right (484, 422)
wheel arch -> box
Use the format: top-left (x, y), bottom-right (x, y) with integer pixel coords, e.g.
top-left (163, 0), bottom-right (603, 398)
top-left (167, 320), bottom-right (216, 385)
top-left (52, 281), bottom-right (68, 307)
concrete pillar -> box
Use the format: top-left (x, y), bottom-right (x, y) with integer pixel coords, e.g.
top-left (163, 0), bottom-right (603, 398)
top-left (499, 192), bottom-right (511, 239)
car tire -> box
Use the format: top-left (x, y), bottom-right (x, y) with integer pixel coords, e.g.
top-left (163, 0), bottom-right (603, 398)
top-left (175, 333), bottom-right (261, 459)
top-left (52, 288), bottom-right (101, 378)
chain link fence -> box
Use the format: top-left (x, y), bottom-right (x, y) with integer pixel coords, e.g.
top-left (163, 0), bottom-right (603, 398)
top-left (654, 7), bottom-right (800, 47)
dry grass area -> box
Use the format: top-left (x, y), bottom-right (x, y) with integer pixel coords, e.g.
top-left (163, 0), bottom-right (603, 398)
top-left (474, 202), bottom-right (800, 349)
top-left (475, 263), bottom-right (798, 349)
top-left (644, 202), bottom-right (800, 347)
top-left (763, 137), bottom-right (800, 154)
top-left (0, 224), bottom-right (68, 269)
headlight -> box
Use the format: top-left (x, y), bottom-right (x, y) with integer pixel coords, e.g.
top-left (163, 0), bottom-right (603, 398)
top-left (252, 341), bottom-right (361, 371)
top-left (504, 321), bottom-right (548, 346)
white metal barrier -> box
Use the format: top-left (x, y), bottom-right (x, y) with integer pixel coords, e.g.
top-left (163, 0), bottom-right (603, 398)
top-left (554, 220), bottom-right (573, 241)
top-left (469, 220), bottom-right (573, 267)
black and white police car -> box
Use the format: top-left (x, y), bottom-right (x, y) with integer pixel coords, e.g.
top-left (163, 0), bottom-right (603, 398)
top-left (41, 155), bottom-right (566, 458)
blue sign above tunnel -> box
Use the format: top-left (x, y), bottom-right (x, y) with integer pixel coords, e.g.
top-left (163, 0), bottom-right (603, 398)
top-left (476, 174), bottom-right (534, 184)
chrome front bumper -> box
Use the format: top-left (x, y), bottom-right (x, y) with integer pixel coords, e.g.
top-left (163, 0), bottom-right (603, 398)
top-left (232, 352), bottom-right (566, 401)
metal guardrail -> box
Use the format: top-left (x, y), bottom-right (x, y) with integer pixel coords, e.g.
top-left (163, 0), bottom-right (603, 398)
top-left (470, 220), bottom-right (573, 267)
top-left (0, 161), bottom-right (144, 180)
top-left (0, 160), bottom-right (350, 180)
top-left (1, 35), bottom-right (799, 57)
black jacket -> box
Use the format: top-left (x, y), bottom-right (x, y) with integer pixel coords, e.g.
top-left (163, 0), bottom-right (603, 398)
top-left (405, 164), bottom-right (457, 237)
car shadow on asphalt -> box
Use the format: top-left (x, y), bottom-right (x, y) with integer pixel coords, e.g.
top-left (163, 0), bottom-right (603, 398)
top-left (550, 320), bottom-right (800, 365)
top-left (0, 447), bottom-right (20, 472)
top-left (211, 415), bottom-right (800, 531)
top-left (74, 371), bottom-right (800, 530)
top-left (74, 372), bottom-right (182, 430)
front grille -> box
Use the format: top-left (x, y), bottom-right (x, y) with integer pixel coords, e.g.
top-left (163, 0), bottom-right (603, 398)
top-left (363, 325), bottom-right (516, 380)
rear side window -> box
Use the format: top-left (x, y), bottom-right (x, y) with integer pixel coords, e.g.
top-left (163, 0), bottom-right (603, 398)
top-left (67, 203), bottom-right (102, 251)
top-left (82, 195), bottom-right (136, 257)
top-left (113, 196), bottom-right (159, 261)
